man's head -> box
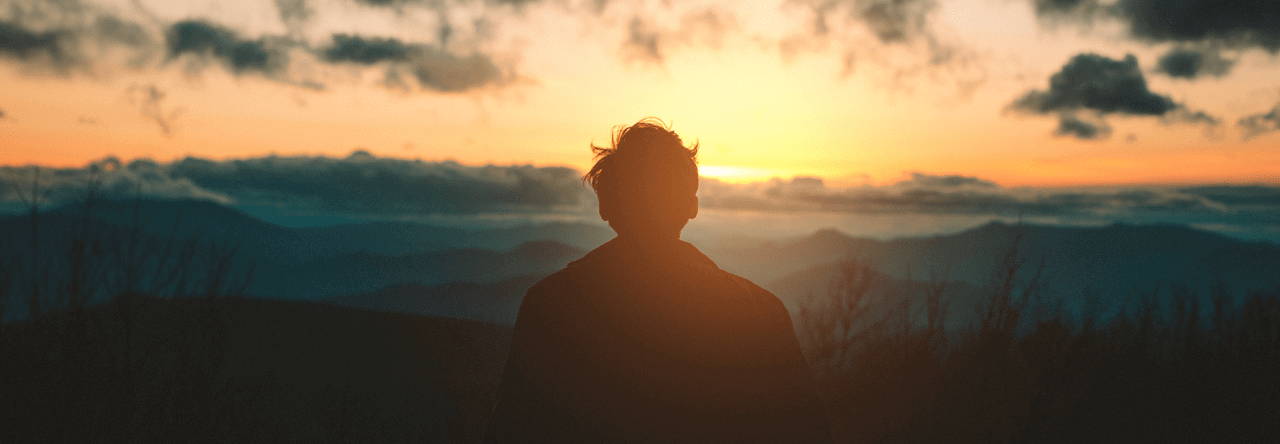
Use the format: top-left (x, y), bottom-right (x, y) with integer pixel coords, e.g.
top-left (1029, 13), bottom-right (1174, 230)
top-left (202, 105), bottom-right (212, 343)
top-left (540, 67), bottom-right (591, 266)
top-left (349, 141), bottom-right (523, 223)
top-left (584, 118), bottom-right (699, 240)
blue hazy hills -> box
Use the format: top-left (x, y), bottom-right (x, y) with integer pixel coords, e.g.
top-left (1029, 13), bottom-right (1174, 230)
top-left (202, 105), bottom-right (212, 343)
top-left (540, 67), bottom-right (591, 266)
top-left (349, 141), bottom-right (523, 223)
top-left (3, 199), bottom-right (1278, 326)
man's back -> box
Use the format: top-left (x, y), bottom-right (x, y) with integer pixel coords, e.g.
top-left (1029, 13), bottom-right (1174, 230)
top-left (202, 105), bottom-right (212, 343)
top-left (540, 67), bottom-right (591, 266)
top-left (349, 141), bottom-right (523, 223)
top-left (484, 237), bottom-right (832, 443)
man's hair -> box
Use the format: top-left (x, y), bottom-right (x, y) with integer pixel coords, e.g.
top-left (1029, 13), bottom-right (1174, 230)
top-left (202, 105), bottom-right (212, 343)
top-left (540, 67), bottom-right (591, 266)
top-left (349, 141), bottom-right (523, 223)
top-left (584, 118), bottom-right (699, 207)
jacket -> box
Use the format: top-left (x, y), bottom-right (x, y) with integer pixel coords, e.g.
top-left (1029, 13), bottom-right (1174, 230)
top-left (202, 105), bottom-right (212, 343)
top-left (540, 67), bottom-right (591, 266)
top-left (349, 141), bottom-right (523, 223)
top-left (484, 236), bottom-right (833, 443)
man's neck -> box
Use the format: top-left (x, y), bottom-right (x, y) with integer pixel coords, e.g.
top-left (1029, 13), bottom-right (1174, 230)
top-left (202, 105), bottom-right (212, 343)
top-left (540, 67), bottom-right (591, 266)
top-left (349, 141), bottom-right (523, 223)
top-left (612, 231), bottom-right (684, 246)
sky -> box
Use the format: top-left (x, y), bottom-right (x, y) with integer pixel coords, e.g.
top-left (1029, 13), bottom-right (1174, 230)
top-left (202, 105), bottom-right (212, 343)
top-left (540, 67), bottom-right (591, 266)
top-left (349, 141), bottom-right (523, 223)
top-left (2, 0), bottom-right (1279, 242)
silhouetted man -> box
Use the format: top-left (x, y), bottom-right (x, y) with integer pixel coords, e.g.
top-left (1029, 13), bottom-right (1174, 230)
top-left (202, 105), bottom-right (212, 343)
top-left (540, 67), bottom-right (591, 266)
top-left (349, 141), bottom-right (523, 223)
top-left (484, 119), bottom-right (832, 443)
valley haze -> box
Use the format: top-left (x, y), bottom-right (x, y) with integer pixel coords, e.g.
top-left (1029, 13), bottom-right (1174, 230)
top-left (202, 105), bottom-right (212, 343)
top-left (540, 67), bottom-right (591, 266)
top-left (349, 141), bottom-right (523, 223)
top-left (4, 195), bottom-right (1276, 328)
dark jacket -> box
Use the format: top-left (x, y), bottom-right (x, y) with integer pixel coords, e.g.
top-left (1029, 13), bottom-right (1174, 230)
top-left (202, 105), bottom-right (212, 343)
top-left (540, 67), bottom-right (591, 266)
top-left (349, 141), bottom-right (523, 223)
top-left (484, 237), bottom-right (832, 443)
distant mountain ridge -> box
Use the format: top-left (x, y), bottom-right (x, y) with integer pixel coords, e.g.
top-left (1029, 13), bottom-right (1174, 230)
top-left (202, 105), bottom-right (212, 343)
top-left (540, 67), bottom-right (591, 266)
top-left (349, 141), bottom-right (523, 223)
top-left (0, 199), bottom-right (601, 300)
top-left (711, 221), bottom-right (1280, 318)
top-left (7, 199), bottom-right (1277, 321)
top-left (0, 198), bottom-right (611, 261)
top-left (256, 241), bottom-right (584, 299)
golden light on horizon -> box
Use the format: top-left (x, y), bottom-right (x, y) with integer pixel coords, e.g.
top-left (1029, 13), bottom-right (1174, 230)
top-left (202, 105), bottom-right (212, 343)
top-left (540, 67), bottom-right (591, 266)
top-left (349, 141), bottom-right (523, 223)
top-left (698, 165), bottom-right (801, 184)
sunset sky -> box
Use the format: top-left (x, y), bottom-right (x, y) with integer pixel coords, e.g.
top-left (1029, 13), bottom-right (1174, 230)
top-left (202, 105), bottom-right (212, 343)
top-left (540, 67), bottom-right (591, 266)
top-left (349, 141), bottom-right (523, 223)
top-left (2, 0), bottom-right (1279, 241)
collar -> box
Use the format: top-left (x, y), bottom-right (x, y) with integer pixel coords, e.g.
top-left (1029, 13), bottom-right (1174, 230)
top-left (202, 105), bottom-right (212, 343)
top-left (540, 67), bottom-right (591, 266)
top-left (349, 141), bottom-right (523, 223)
top-left (568, 236), bottom-right (718, 270)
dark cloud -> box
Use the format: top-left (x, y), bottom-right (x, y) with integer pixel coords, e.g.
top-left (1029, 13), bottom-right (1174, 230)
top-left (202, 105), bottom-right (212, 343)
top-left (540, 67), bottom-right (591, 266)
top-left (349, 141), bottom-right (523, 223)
top-left (1010, 53), bottom-right (1175, 115)
top-left (0, 152), bottom-right (591, 216)
top-left (1155, 47), bottom-right (1235, 78)
top-left (1031, 0), bottom-right (1094, 15)
top-left (1009, 53), bottom-right (1218, 139)
top-left (0, 0), bottom-right (511, 95)
top-left (1054, 114), bottom-right (1110, 139)
top-left (322, 34), bottom-right (509, 92)
top-left (0, 108), bottom-right (6, 119)
top-left (1031, 0), bottom-right (1280, 53)
top-left (0, 3), bottom-right (157, 74)
top-left (0, 21), bottom-right (73, 67)
top-left (323, 34), bottom-right (412, 64)
top-left (165, 20), bottom-right (276, 74)
top-left (1239, 102), bottom-right (1280, 140)
top-left (1116, 0), bottom-right (1280, 51)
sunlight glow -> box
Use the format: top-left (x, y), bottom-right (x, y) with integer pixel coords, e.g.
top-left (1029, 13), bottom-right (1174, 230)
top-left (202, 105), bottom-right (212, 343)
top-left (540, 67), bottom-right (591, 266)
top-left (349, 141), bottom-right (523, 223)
top-left (699, 165), bottom-right (798, 184)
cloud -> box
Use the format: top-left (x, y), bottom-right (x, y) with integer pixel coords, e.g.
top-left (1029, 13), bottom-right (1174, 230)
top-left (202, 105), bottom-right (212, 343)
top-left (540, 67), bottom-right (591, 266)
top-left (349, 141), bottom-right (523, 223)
top-left (0, 20), bottom-right (75, 69)
top-left (1115, 0), bottom-right (1280, 51)
top-left (792, 0), bottom-right (935, 44)
top-left (896, 172), bottom-right (998, 189)
top-left (0, 157), bottom-right (234, 206)
top-left (1031, 0), bottom-right (1280, 53)
top-left (126, 83), bottom-right (181, 136)
top-left (1008, 53), bottom-right (1218, 139)
top-left (351, 0), bottom-right (549, 10)
top-left (1054, 114), bottom-right (1110, 139)
top-left (1164, 107), bottom-right (1221, 127)
top-left (1031, 0), bottom-right (1095, 15)
top-left (6, 156), bottom-right (1277, 235)
top-left (696, 172), bottom-right (1262, 218)
top-left (322, 34), bottom-right (510, 92)
top-left (1010, 54), bottom-right (1175, 115)
top-left (0, 1), bottom-right (515, 95)
top-left (780, 0), bottom-right (986, 93)
top-left (1155, 47), bottom-right (1235, 79)
top-left (1239, 102), bottom-right (1280, 140)
top-left (165, 20), bottom-right (278, 74)
top-left (0, 152), bottom-right (593, 216)
top-left (621, 16), bottom-right (662, 65)
top-left (0, 0), bottom-right (162, 75)
top-left (274, 0), bottom-right (314, 33)
top-left (0, 0), bottom-right (990, 97)
top-left (323, 34), bottom-right (413, 64)
top-left (619, 8), bottom-right (736, 67)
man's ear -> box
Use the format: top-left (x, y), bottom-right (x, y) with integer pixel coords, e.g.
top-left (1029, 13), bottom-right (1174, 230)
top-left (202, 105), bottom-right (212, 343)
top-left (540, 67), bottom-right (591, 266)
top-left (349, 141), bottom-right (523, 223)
top-left (687, 195), bottom-right (699, 220)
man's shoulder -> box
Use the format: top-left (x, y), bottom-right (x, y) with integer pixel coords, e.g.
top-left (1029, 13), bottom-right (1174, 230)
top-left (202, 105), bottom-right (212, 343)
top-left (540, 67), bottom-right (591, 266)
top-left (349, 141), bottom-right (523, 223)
top-left (719, 270), bottom-right (791, 317)
top-left (525, 266), bottom-right (582, 300)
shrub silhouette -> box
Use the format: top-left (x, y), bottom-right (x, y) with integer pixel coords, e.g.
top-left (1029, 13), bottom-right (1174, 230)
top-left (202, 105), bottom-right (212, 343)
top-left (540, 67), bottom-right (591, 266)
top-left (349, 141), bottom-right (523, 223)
top-left (1, 169), bottom-right (253, 442)
top-left (796, 224), bottom-right (1280, 444)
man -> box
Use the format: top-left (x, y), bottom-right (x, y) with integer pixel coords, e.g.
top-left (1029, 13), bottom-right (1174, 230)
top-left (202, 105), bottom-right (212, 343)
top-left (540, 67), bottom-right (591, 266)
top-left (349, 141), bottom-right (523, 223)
top-left (484, 119), bottom-right (832, 443)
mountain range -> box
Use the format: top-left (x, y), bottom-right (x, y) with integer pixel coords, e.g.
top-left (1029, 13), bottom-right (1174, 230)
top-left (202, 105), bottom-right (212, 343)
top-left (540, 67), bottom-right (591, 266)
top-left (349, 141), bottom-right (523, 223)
top-left (4, 199), bottom-right (1278, 326)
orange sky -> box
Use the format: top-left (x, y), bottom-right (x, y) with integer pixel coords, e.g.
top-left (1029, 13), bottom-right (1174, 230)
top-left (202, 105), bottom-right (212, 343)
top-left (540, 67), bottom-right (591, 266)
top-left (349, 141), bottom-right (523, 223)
top-left (2, 0), bottom-right (1279, 187)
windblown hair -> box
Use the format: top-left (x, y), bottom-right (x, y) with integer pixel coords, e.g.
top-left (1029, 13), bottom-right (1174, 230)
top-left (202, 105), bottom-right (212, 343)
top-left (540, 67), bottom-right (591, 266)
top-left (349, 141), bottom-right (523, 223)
top-left (584, 118), bottom-right (699, 205)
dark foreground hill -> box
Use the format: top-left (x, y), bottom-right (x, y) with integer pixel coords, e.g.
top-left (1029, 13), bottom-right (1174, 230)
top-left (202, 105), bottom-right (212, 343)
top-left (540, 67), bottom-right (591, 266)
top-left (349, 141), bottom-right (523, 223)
top-left (0, 296), bottom-right (512, 443)
top-left (3, 283), bottom-right (1278, 443)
